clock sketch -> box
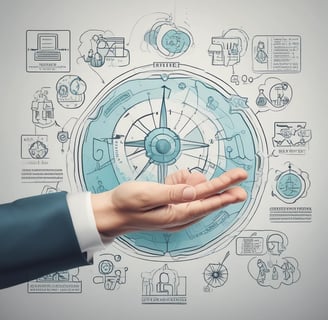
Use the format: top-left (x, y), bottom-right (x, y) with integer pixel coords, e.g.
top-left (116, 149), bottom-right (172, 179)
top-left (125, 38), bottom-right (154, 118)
top-left (69, 64), bottom-right (268, 260)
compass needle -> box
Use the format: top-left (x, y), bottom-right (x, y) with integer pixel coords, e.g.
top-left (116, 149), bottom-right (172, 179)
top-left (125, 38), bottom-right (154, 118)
top-left (180, 139), bottom-right (209, 151)
top-left (159, 86), bottom-right (169, 128)
top-left (125, 140), bottom-right (145, 148)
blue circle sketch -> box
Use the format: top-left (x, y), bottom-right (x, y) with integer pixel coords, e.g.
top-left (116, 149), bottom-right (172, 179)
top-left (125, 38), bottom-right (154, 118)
top-left (71, 65), bottom-right (267, 260)
top-left (161, 29), bottom-right (191, 55)
top-left (276, 171), bottom-right (304, 199)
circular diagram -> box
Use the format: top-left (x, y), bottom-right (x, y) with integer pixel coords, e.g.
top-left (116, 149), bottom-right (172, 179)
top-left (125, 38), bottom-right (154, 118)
top-left (69, 65), bottom-right (267, 260)
top-left (204, 263), bottom-right (228, 288)
top-left (276, 171), bottom-right (304, 199)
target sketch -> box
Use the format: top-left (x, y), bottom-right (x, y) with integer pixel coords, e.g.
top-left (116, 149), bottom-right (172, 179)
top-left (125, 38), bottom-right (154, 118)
top-left (69, 64), bottom-right (268, 260)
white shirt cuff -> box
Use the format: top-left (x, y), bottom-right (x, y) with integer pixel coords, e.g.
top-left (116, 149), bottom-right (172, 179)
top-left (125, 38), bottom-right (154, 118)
top-left (66, 192), bottom-right (111, 260)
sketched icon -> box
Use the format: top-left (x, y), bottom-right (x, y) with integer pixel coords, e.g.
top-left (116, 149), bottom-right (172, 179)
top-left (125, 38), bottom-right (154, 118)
top-left (34, 33), bottom-right (61, 61)
top-left (144, 21), bottom-right (192, 58)
top-left (271, 162), bottom-right (310, 204)
top-left (29, 140), bottom-right (48, 159)
top-left (203, 251), bottom-right (229, 290)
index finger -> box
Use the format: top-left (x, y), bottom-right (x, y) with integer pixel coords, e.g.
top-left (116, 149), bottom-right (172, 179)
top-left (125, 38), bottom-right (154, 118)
top-left (194, 168), bottom-right (248, 199)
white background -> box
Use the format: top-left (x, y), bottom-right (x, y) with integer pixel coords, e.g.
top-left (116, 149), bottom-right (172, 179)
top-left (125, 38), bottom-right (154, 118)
top-left (0, 0), bottom-right (327, 319)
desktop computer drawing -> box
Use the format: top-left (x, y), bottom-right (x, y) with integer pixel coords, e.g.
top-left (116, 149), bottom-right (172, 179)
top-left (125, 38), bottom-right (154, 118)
top-left (34, 33), bottom-right (61, 61)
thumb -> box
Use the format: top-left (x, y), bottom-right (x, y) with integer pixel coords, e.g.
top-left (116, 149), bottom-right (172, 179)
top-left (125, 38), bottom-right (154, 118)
top-left (144, 183), bottom-right (196, 208)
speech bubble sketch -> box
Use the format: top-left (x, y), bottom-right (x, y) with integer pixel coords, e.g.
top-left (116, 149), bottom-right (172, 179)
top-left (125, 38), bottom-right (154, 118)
top-left (79, 29), bottom-right (130, 68)
top-left (256, 77), bottom-right (293, 112)
top-left (240, 230), bottom-right (300, 289)
top-left (248, 256), bottom-right (300, 289)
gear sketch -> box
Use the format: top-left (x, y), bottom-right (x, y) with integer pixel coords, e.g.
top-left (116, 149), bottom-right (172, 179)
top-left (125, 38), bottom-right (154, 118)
top-left (69, 64), bottom-right (268, 260)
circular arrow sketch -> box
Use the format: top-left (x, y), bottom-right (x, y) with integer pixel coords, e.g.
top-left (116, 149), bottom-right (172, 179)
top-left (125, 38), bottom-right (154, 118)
top-left (69, 65), bottom-right (267, 260)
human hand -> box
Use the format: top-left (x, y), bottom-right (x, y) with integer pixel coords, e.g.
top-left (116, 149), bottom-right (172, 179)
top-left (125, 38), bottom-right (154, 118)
top-left (91, 168), bottom-right (248, 237)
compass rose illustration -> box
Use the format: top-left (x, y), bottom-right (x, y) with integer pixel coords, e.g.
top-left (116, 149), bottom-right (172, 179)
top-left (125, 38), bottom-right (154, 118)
top-left (123, 86), bottom-right (209, 183)
top-left (69, 65), bottom-right (267, 260)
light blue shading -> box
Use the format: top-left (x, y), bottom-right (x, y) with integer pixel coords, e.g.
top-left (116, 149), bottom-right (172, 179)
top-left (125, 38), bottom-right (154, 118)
top-left (80, 73), bottom-right (260, 257)
top-left (277, 172), bottom-right (303, 199)
top-left (161, 29), bottom-right (191, 54)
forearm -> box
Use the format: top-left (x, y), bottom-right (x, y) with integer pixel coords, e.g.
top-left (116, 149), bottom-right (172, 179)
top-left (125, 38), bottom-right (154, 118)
top-left (0, 192), bottom-right (89, 289)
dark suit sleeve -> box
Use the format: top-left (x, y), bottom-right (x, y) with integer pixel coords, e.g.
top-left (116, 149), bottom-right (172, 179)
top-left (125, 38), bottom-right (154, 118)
top-left (0, 192), bottom-right (89, 289)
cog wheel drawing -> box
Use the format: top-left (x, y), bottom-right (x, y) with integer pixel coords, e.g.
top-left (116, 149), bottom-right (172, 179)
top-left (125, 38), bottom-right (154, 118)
top-left (204, 263), bottom-right (228, 288)
top-left (69, 64), bottom-right (268, 260)
top-left (204, 251), bottom-right (230, 289)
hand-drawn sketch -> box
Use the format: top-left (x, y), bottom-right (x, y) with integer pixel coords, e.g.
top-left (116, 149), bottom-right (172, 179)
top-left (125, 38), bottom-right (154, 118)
top-left (56, 117), bottom-right (78, 153)
top-left (26, 30), bottom-right (71, 73)
top-left (56, 75), bottom-right (87, 109)
top-left (230, 74), bottom-right (255, 86)
top-left (144, 18), bottom-right (193, 58)
top-left (77, 29), bottom-right (130, 83)
top-left (208, 29), bottom-right (249, 68)
top-left (31, 87), bottom-right (55, 128)
top-left (271, 162), bottom-right (310, 204)
top-left (236, 230), bottom-right (300, 289)
top-left (21, 135), bottom-right (49, 159)
top-left (272, 122), bottom-right (312, 155)
top-left (255, 77), bottom-right (293, 112)
top-left (141, 264), bottom-right (187, 304)
top-left (252, 35), bottom-right (301, 73)
top-left (68, 63), bottom-right (268, 260)
top-left (93, 253), bottom-right (128, 291)
top-left (79, 30), bottom-right (130, 69)
top-left (236, 234), bottom-right (265, 256)
top-left (254, 40), bottom-right (268, 64)
top-left (203, 251), bottom-right (230, 292)
top-left (28, 268), bottom-right (82, 293)
top-left (57, 130), bottom-right (70, 151)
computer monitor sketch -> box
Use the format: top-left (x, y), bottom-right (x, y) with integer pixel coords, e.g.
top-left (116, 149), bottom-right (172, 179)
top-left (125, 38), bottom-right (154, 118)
top-left (34, 33), bottom-right (61, 61)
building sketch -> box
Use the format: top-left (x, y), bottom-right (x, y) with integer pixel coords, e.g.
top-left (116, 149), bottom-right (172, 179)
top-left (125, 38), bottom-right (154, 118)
top-left (31, 87), bottom-right (55, 128)
top-left (141, 264), bottom-right (187, 304)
